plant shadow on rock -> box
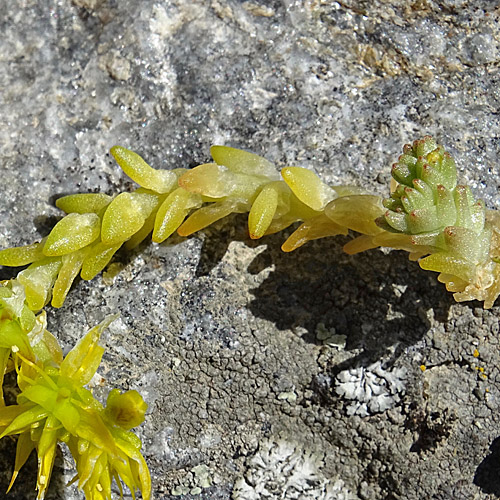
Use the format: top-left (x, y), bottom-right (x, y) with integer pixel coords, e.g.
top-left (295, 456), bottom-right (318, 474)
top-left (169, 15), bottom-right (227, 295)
top-left (191, 218), bottom-right (453, 368)
top-left (474, 436), bottom-right (500, 496)
top-left (245, 230), bottom-right (452, 369)
top-left (193, 214), bottom-right (252, 279)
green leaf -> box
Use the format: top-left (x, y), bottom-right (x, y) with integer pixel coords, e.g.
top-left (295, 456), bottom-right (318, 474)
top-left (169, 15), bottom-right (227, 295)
top-left (101, 192), bottom-right (158, 246)
top-left (110, 146), bottom-right (177, 194)
top-left (44, 213), bottom-right (101, 257)
top-left (51, 248), bottom-right (90, 308)
top-left (282, 167), bottom-right (336, 211)
top-left (210, 145), bottom-right (279, 179)
top-left (56, 193), bottom-right (112, 214)
top-left (153, 188), bottom-right (201, 243)
top-left (248, 184), bottom-right (279, 239)
top-left (80, 242), bottom-right (122, 281)
top-left (0, 405), bottom-right (49, 438)
top-left (60, 315), bottom-right (117, 385)
top-left (325, 195), bottom-right (384, 235)
top-left (0, 240), bottom-right (46, 267)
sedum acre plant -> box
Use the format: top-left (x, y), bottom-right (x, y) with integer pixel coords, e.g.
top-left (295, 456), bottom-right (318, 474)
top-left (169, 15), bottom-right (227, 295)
top-left (0, 283), bottom-right (150, 499)
top-left (0, 135), bottom-right (499, 498)
top-left (1, 136), bottom-right (499, 309)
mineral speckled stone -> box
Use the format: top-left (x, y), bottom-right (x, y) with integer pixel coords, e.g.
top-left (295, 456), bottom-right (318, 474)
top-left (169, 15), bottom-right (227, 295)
top-left (1, 1), bottom-right (500, 499)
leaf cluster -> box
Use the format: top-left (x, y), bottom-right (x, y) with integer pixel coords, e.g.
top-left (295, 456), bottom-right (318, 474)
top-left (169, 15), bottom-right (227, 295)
top-left (0, 145), bottom-right (385, 310)
top-left (0, 285), bottom-right (150, 500)
top-left (2, 136), bottom-right (499, 308)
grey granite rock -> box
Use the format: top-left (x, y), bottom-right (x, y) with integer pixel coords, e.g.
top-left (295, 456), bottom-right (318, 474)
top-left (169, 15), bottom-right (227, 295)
top-left (1, 0), bottom-right (500, 499)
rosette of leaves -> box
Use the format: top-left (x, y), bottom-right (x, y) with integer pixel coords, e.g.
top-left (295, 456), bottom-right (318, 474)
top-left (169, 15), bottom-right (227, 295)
top-left (0, 315), bottom-right (150, 500)
top-left (351, 136), bottom-right (500, 307)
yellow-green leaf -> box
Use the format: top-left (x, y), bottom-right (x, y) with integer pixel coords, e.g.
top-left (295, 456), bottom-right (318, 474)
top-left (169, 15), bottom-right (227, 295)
top-left (43, 213), bottom-right (101, 257)
top-left (178, 163), bottom-right (232, 198)
top-left (0, 240), bottom-right (46, 267)
top-left (248, 184), bottom-right (279, 239)
top-left (177, 201), bottom-right (239, 236)
top-left (0, 405), bottom-right (49, 438)
top-left (325, 195), bottom-right (384, 235)
top-left (210, 145), bottom-right (278, 179)
top-left (51, 248), bottom-right (89, 308)
top-left (419, 252), bottom-right (475, 283)
top-left (7, 431), bottom-right (35, 493)
top-left (0, 319), bottom-right (33, 359)
top-left (110, 146), bottom-right (177, 194)
top-left (27, 311), bottom-right (63, 366)
top-left (281, 214), bottom-right (347, 252)
top-left (80, 242), bottom-right (121, 281)
top-left (60, 315), bottom-right (117, 385)
top-left (282, 167), bottom-right (336, 212)
top-left (101, 192), bottom-right (158, 246)
top-left (153, 188), bottom-right (201, 243)
top-left (56, 193), bottom-right (112, 215)
top-left (17, 258), bottom-right (62, 311)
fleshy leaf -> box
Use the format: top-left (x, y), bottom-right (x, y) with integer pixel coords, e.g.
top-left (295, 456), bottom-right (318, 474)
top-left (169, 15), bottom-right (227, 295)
top-left (325, 195), bottom-right (384, 235)
top-left (153, 188), bottom-right (201, 243)
top-left (60, 315), bottom-right (117, 385)
top-left (56, 193), bottom-right (112, 214)
top-left (101, 192), bottom-right (158, 246)
top-left (51, 248), bottom-right (90, 308)
top-left (282, 213), bottom-right (347, 252)
top-left (282, 166), bottom-right (336, 211)
top-left (80, 242), bottom-right (122, 281)
top-left (44, 213), bottom-right (101, 257)
top-left (17, 258), bottom-right (62, 311)
top-left (248, 184), bottom-right (279, 239)
top-left (210, 145), bottom-right (279, 179)
top-left (7, 431), bottom-right (36, 493)
top-left (110, 146), bottom-right (177, 194)
top-left (177, 201), bottom-right (241, 236)
top-left (178, 163), bottom-right (233, 198)
top-left (0, 240), bottom-right (46, 267)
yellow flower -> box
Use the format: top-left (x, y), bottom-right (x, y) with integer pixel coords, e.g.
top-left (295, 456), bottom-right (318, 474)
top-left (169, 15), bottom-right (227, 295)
top-left (0, 315), bottom-right (150, 500)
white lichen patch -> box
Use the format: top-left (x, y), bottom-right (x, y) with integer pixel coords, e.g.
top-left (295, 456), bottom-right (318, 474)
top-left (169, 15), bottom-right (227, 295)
top-left (335, 361), bottom-right (407, 416)
top-left (232, 440), bottom-right (358, 500)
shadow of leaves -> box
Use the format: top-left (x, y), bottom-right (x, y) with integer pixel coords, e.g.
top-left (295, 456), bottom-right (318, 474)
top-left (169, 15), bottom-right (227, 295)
top-left (474, 436), bottom-right (500, 496)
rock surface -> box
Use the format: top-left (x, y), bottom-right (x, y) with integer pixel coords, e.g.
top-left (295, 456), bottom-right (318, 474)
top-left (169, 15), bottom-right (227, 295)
top-left (1, 1), bottom-right (500, 499)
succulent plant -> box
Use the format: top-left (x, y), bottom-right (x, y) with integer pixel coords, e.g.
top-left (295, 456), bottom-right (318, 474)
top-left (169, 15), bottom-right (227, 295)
top-left (0, 135), bottom-right (499, 499)
top-left (349, 137), bottom-right (500, 308)
top-left (0, 311), bottom-right (150, 500)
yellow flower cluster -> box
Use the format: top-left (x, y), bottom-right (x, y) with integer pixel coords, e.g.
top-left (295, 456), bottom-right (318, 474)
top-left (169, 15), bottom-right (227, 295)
top-left (0, 289), bottom-right (150, 500)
